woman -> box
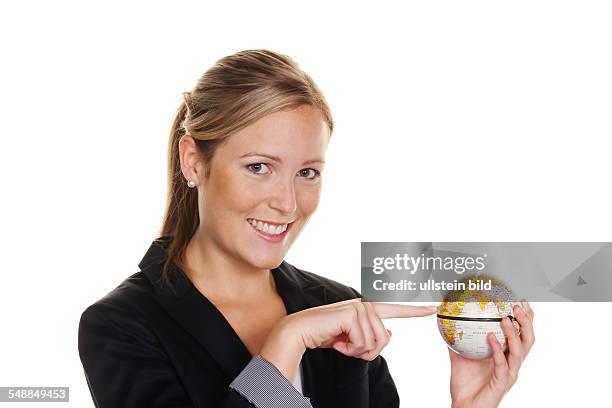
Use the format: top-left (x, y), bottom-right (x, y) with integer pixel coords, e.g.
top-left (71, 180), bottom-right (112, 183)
top-left (78, 50), bottom-right (535, 408)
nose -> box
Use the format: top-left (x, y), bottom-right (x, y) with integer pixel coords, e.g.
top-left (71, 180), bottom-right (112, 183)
top-left (269, 177), bottom-right (297, 215)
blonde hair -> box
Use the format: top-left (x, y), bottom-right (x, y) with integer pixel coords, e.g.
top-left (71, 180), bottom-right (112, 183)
top-left (158, 49), bottom-right (334, 285)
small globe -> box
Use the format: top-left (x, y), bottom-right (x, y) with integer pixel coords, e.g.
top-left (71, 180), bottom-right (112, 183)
top-left (436, 274), bottom-right (520, 360)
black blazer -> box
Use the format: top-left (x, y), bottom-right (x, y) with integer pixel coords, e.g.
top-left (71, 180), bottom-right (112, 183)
top-left (78, 238), bottom-right (400, 407)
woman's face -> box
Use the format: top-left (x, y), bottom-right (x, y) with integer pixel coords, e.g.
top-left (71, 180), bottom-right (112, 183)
top-left (191, 104), bottom-right (330, 270)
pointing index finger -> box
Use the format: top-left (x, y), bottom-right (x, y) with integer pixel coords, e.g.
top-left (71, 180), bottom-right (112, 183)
top-left (370, 302), bottom-right (438, 319)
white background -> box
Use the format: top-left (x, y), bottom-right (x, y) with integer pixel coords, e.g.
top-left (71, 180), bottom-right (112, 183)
top-left (1, 1), bottom-right (610, 406)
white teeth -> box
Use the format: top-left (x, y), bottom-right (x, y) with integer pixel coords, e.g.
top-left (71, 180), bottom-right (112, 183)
top-left (248, 218), bottom-right (289, 236)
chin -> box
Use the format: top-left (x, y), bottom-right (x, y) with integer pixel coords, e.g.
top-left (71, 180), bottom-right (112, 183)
top-left (245, 252), bottom-right (285, 270)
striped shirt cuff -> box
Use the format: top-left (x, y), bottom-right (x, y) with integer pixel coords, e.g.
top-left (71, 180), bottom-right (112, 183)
top-left (229, 355), bottom-right (313, 408)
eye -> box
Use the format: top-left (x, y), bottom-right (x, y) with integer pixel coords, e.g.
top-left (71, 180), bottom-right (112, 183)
top-left (247, 163), bottom-right (270, 174)
top-left (298, 168), bottom-right (320, 180)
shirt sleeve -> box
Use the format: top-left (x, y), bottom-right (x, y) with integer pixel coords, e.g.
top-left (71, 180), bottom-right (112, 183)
top-left (229, 355), bottom-right (313, 408)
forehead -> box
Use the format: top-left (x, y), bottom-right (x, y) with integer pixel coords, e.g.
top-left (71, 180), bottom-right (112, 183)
top-left (220, 105), bottom-right (329, 157)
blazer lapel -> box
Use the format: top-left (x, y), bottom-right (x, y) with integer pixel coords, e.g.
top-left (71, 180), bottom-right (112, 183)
top-left (271, 263), bottom-right (335, 404)
top-left (139, 238), bottom-right (334, 403)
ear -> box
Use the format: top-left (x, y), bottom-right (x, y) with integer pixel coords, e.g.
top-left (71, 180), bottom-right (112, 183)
top-left (178, 135), bottom-right (205, 186)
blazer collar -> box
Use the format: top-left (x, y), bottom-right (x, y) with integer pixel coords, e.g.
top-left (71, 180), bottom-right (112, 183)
top-left (138, 237), bottom-right (330, 398)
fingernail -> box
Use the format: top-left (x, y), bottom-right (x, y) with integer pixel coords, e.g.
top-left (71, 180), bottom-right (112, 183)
top-left (426, 306), bottom-right (438, 311)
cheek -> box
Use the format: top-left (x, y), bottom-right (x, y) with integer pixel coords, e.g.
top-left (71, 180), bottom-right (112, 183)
top-left (296, 186), bottom-right (322, 215)
top-left (208, 172), bottom-right (266, 215)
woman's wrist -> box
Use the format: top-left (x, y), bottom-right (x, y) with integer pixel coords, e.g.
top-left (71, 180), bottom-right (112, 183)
top-left (259, 316), bottom-right (306, 382)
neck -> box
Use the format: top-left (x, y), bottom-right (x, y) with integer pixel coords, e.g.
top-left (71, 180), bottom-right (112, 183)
top-left (181, 227), bottom-right (277, 304)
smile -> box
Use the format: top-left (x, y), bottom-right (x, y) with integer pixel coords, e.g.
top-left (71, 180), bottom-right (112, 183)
top-left (247, 218), bottom-right (289, 236)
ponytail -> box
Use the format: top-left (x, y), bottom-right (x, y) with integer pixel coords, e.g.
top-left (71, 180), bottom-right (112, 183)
top-left (158, 97), bottom-right (200, 287)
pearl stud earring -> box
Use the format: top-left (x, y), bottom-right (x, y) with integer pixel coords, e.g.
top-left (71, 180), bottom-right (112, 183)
top-left (187, 179), bottom-right (196, 188)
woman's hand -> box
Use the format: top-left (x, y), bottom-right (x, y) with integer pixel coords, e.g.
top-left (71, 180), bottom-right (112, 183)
top-left (260, 298), bottom-right (437, 382)
top-left (449, 301), bottom-right (536, 408)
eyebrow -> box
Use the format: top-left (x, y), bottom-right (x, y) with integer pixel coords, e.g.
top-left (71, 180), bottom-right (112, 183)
top-left (240, 152), bottom-right (325, 165)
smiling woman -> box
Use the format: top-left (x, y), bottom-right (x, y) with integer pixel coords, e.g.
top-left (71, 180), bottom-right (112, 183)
top-left (161, 52), bottom-right (334, 287)
top-left (77, 50), bottom-right (432, 408)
